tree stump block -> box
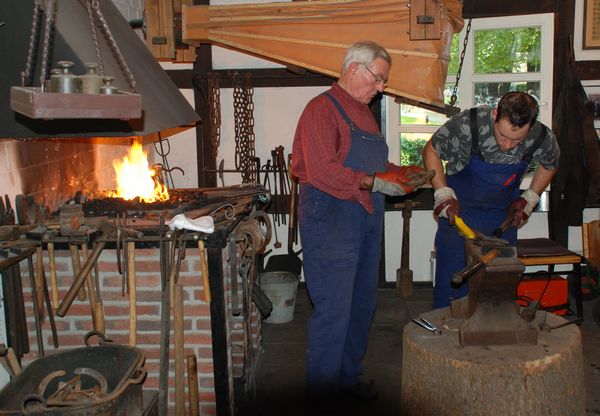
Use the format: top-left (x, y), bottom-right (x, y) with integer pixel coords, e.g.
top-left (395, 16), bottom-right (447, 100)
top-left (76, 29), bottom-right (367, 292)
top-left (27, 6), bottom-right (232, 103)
top-left (401, 308), bottom-right (586, 415)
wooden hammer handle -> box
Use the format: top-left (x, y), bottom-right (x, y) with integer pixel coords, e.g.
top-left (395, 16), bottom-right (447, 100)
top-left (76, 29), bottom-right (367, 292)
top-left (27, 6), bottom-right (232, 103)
top-left (198, 240), bottom-right (210, 303)
top-left (57, 241), bottom-right (106, 317)
top-left (47, 242), bottom-right (59, 312)
top-left (452, 249), bottom-right (499, 284)
top-left (127, 242), bottom-right (137, 346)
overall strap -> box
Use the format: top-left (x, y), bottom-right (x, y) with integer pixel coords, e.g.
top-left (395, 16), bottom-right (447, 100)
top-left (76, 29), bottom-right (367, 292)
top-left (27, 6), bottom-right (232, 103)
top-left (469, 108), bottom-right (482, 160)
top-left (521, 124), bottom-right (547, 163)
top-left (324, 92), bottom-right (355, 128)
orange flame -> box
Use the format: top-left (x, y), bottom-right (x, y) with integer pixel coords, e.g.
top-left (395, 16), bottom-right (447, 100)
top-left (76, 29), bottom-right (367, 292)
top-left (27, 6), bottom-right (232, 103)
top-left (109, 141), bottom-right (169, 202)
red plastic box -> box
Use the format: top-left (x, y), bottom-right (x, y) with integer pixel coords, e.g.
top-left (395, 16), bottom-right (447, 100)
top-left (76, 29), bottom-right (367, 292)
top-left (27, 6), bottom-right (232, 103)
top-left (517, 275), bottom-right (569, 316)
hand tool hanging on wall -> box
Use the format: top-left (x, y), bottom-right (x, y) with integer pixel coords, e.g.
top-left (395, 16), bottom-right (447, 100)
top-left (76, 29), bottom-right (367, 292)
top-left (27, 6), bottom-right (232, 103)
top-left (264, 153), bottom-right (302, 277)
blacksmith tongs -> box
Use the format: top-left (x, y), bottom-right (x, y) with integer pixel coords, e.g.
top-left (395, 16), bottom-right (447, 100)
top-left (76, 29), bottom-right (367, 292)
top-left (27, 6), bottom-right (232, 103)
top-left (412, 317), bottom-right (441, 335)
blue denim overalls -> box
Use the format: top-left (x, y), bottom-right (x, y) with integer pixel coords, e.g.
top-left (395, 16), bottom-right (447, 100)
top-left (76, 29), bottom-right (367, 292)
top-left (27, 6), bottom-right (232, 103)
top-left (433, 109), bottom-right (545, 308)
top-left (299, 92), bottom-right (388, 395)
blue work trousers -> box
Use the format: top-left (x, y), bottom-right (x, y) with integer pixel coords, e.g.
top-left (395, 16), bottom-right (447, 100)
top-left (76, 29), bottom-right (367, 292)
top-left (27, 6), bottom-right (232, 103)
top-left (299, 184), bottom-right (383, 395)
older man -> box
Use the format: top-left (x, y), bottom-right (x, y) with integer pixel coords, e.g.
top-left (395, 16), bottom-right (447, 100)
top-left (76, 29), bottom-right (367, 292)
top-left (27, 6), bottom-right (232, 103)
top-left (291, 40), bottom-right (432, 406)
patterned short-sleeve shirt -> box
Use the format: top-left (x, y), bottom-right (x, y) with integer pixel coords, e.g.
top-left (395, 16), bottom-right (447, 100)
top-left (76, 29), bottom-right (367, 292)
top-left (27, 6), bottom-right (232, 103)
top-left (431, 106), bottom-right (560, 176)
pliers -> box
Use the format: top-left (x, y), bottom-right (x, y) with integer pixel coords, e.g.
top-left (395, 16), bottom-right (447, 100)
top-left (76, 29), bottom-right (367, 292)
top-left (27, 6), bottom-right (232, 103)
top-left (412, 317), bottom-right (441, 335)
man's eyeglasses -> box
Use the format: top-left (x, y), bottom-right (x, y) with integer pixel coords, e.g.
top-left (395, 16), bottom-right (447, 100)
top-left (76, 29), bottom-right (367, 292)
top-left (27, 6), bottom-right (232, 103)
top-left (362, 64), bottom-right (387, 86)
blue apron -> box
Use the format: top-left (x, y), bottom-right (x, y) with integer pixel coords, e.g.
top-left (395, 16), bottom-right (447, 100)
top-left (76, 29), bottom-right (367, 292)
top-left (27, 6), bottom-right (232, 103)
top-left (433, 109), bottom-right (545, 308)
top-left (300, 92), bottom-right (388, 394)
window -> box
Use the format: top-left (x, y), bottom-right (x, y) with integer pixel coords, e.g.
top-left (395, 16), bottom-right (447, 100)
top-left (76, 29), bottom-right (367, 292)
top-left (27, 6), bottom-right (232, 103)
top-left (386, 14), bottom-right (554, 169)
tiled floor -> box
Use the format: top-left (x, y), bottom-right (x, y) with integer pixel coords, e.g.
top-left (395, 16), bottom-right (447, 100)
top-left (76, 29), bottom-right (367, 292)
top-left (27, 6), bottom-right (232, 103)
top-left (242, 284), bottom-right (600, 415)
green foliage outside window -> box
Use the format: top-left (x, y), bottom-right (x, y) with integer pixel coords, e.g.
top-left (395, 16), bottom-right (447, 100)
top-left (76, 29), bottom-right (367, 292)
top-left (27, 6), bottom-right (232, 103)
top-left (400, 135), bottom-right (429, 166)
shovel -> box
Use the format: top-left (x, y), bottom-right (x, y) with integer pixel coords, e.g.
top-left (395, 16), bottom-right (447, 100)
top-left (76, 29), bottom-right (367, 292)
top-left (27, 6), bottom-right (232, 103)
top-left (264, 153), bottom-right (302, 277)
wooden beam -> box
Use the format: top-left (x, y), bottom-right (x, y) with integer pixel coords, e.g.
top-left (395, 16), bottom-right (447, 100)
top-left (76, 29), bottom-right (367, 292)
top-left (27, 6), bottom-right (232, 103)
top-left (462, 0), bottom-right (558, 18)
top-left (167, 68), bottom-right (334, 89)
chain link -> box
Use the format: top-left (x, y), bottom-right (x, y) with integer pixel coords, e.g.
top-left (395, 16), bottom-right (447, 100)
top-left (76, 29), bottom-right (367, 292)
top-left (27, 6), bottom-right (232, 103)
top-left (233, 72), bottom-right (256, 184)
top-left (89, 0), bottom-right (136, 92)
top-left (22, 0), bottom-right (42, 87)
top-left (208, 72), bottom-right (221, 159)
top-left (84, 0), bottom-right (105, 76)
top-left (39, 0), bottom-right (57, 91)
top-left (450, 18), bottom-right (472, 108)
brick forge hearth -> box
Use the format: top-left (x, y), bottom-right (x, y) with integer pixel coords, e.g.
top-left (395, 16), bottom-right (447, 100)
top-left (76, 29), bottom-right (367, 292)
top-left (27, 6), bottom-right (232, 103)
top-left (11, 229), bottom-right (263, 415)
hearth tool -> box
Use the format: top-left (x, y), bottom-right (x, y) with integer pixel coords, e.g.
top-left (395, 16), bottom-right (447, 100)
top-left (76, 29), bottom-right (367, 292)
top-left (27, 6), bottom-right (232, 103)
top-left (43, 230), bottom-right (59, 311)
top-left (539, 316), bottom-right (582, 332)
top-left (158, 216), bottom-right (171, 416)
top-left (57, 221), bottom-right (142, 318)
top-left (187, 355), bottom-right (200, 416)
top-left (174, 284), bottom-right (185, 415)
top-left (412, 317), bottom-right (440, 335)
top-left (199, 240), bottom-right (211, 303)
top-left (127, 241), bottom-right (137, 346)
top-left (26, 254), bottom-right (45, 356)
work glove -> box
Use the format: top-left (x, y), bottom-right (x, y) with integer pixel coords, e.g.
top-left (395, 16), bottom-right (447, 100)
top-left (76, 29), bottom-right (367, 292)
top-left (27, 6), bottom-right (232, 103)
top-left (433, 186), bottom-right (460, 224)
top-left (507, 189), bottom-right (540, 228)
top-left (372, 166), bottom-right (434, 197)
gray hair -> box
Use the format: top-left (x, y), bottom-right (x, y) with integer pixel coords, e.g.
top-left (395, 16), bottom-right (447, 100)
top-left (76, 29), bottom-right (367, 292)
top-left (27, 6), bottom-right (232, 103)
top-left (342, 41), bottom-right (391, 71)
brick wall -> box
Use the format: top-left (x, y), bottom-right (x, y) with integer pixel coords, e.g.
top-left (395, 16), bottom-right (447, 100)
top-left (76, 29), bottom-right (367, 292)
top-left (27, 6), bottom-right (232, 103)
top-left (16, 239), bottom-right (261, 415)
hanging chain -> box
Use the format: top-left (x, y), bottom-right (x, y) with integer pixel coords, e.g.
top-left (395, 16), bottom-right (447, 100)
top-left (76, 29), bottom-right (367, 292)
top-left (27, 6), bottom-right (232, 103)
top-left (84, 0), bottom-right (105, 76)
top-left (450, 18), bottom-right (472, 108)
top-left (207, 72), bottom-right (221, 159)
top-left (39, 0), bottom-right (57, 91)
top-left (22, 0), bottom-right (43, 87)
top-left (88, 0), bottom-right (136, 92)
top-left (233, 72), bottom-right (256, 184)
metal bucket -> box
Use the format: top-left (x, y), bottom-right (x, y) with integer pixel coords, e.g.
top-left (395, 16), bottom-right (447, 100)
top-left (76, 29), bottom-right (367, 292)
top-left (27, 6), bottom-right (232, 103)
top-left (260, 271), bottom-right (300, 324)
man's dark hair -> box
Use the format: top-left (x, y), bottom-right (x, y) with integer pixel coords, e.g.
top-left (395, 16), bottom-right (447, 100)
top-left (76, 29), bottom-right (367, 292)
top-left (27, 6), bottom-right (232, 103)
top-left (495, 91), bottom-right (539, 127)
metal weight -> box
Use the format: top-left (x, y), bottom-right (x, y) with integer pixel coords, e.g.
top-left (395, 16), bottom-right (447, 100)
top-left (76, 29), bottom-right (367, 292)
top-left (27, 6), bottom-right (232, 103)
top-left (49, 61), bottom-right (82, 94)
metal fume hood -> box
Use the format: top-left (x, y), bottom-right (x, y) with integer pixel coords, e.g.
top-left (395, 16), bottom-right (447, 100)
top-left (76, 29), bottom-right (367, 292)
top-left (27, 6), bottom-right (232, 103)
top-left (0, 0), bottom-right (199, 139)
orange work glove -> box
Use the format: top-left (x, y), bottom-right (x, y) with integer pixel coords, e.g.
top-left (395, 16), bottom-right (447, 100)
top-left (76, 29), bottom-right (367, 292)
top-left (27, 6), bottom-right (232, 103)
top-left (372, 166), bottom-right (434, 196)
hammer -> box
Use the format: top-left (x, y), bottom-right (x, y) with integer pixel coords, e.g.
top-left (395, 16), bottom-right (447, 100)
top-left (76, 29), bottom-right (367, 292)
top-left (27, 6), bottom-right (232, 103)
top-left (452, 249), bottom-right (500, 285)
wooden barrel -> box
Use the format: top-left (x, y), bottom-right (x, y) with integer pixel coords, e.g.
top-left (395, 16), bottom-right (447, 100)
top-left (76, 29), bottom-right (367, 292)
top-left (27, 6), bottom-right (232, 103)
top-left (401, 308), bottom-right (585, 415)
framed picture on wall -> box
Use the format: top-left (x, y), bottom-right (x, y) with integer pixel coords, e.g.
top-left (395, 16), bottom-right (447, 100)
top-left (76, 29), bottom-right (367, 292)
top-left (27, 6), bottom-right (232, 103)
top-left (583, 0), bottom-right (600, 49)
